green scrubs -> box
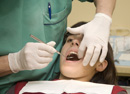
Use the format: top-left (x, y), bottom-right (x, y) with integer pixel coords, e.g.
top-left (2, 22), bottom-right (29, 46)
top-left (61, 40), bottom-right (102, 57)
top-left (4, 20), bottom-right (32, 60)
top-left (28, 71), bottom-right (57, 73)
top-left (0, 0), bottom-right (93, 93)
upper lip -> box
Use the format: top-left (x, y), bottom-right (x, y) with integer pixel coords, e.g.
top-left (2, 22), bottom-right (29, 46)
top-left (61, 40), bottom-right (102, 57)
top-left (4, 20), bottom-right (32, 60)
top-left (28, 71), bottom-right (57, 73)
top-left (66, 48), bottom-right (78, 57)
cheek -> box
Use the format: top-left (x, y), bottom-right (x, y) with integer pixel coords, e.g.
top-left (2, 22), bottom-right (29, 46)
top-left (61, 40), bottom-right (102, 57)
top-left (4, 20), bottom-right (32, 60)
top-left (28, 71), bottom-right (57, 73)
top-left (60, 45), bottom-right (68, 66)
top-left (77, 66), bottom-right (91, 75)
top-left (61, 44), bottom-right (68, 54)
top-left (75, 65), bottom-right (96, 78)
top-left (60, 44), bottom-right (69, 61)
top-left (83, 66), bottom-right (97, 78)
top-left (60, 45), bottom-right (66, 59)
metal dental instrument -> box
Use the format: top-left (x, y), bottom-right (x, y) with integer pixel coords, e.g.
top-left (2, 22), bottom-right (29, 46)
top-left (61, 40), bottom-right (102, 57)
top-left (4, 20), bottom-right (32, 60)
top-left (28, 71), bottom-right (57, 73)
top-left (30, 34), bottom-right (65, 57)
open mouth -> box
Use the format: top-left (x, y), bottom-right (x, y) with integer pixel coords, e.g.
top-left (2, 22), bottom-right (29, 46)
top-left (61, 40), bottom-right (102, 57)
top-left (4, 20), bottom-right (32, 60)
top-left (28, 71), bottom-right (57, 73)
top-left (66, 52), bottom-right (80, 61)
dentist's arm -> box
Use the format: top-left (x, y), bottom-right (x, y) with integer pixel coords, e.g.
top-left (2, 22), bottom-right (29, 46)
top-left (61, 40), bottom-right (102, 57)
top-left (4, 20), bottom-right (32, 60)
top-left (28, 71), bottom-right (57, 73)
top-left (0, 55), bottom-right (12, 77)
top-left (94, 0), bottom-right (116, 17)
top-left (67, 0), bottom-right (116, 66)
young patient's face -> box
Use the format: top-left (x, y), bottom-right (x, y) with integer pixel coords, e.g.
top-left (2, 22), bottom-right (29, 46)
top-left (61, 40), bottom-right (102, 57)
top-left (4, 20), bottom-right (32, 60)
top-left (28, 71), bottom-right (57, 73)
top-left (60, 34), bottom-right (97, 81)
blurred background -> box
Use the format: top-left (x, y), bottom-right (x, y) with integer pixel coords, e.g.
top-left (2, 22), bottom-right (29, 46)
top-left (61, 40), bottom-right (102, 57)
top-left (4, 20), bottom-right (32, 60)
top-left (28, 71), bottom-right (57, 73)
top-left (68, 0), bottom-right (130, 31)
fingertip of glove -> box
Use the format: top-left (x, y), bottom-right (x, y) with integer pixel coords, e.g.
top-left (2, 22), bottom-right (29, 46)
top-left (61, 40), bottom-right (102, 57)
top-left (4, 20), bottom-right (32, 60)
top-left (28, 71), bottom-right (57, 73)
top-left (47, 41), bottom-right (56, 47)
top-left (67, 27), bottom-right (71, 30)
top-left (90, 62), bottom-right (95, 67)
top-left (99, 58), bottom-right (104, 63)
top-left (67, 27), bottom-right (72, 32)
top-left (83, 62), bottom-right (88, 66)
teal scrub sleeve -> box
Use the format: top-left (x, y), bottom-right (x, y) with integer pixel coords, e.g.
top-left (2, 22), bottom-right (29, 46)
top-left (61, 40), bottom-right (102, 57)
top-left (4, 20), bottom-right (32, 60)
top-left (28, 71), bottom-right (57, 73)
top-left (79, 0), bottom-right (94, 2)
top-left (0, 0), bottom-right (72, 94)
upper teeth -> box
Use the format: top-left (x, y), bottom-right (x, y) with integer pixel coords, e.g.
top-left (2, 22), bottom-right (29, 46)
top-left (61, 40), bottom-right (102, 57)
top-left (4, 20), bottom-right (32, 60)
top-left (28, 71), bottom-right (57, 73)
top-left (69, 52), bottom-right (77, 55)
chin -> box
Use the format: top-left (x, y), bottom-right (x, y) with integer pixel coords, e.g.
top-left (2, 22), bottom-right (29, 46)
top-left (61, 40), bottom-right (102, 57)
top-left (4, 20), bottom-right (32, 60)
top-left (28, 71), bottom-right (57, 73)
top-left (61, 72), bottom-right (79, 79)
top-left (60, 66), bottom-right (81, 78)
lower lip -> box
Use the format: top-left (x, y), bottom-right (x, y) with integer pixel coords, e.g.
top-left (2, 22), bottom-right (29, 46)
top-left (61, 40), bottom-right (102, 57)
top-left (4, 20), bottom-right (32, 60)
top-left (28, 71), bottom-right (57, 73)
top-left (65, 59), bottom-right (82, 63)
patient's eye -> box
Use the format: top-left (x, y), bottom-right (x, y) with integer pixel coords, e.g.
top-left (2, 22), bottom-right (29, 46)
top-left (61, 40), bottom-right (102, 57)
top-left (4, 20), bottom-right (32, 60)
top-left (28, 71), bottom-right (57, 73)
top-left (67, 38), bottom-right (73, 43)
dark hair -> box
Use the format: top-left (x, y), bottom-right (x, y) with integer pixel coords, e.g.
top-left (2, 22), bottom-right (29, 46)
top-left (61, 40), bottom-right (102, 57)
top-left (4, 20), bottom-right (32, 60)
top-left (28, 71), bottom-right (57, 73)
top-left (63, 21), bottom-right (117, 85)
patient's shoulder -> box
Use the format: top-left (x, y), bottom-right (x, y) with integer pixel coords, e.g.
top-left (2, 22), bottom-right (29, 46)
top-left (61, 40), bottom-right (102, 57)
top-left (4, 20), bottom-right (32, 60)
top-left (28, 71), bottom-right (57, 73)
top-left (112, 86), bottom-right (127, 94)
top-left (15, 81), bottom-right (28, 94)
top-left (6, 81), bottom-right (28, 94)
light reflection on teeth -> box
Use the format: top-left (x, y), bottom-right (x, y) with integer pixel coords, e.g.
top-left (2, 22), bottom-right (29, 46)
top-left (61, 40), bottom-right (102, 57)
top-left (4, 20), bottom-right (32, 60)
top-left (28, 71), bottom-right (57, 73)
top-left (67, 57), bottom-right (73, 59)
top-left (69, 52), bottom-right (77, 56)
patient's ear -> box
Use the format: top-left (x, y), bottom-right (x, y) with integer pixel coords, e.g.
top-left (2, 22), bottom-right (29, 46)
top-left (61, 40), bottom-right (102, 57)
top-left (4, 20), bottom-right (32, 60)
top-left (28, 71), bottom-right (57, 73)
top-left (96, 60), bottom-right (108, 72)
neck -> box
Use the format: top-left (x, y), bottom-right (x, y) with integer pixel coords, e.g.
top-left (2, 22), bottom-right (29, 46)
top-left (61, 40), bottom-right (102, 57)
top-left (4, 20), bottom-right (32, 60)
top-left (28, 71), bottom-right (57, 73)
top-left (59, 74), bottom-right (91, 82)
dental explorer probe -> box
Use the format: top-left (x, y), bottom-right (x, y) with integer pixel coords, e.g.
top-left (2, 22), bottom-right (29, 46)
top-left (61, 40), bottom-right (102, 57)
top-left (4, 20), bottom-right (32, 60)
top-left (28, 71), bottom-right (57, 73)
top-left (30, 34), bottom-right (65, 57)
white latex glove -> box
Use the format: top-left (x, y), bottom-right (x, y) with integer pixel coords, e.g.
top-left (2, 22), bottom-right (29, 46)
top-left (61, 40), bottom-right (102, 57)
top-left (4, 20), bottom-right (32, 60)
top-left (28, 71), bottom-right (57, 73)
top-left (67, 13), bottom-right (112, 66)
top-left (8, 41), bottom-right (56, 73)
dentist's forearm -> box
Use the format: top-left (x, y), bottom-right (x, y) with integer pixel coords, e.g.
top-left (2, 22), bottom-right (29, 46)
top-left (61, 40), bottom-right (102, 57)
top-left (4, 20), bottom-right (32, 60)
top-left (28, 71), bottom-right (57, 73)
top-left (0, 55), bottom-right (12, 77)
top-left (94, 0), bottom-right (116, 17)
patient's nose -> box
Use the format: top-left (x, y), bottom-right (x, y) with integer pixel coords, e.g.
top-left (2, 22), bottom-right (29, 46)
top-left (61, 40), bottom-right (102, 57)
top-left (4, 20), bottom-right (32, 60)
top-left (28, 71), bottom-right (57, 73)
top-left (72, 39), bottom-right (79, 46)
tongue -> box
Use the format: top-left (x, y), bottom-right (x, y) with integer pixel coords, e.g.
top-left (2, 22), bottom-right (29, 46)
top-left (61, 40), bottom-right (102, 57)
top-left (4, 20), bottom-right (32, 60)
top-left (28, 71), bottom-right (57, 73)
top-left (66, 54), bottom-right (80, 61)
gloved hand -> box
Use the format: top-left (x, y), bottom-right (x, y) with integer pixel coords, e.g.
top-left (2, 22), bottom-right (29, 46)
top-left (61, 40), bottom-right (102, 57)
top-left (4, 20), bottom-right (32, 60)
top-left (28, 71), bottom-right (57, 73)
top-left (67, 13), bottom-right (112, 66)
top-left (8, 41), bottom-right (56, 73)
